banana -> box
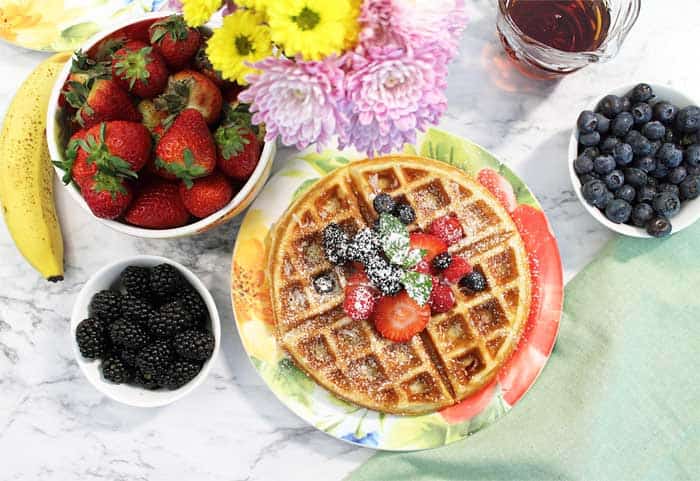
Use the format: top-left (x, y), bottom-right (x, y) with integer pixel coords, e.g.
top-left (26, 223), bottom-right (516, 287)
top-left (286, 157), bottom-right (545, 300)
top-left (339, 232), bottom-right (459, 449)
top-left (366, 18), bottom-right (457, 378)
top-left (0, 52), bottom-right (71, 282)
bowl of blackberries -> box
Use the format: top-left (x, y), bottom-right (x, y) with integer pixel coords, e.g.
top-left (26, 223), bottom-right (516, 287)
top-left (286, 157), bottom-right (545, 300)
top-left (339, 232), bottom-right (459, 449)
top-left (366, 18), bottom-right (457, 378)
top-left (569, 83), bottom-right (700, 238)
top-left (71, 255), bottom-right (221, 407)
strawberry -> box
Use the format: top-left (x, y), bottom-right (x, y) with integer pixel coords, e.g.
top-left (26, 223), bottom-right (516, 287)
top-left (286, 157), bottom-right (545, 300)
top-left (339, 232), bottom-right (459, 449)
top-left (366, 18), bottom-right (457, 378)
top-left (74, 79), bottom-right (141, 129)
top-left (373, 291), bottom-right (431, 342)
top-left (343, 284), bottom-right (377, 321)
top-left (442, 255), bottom-right (472, 284)
top-left (414, 259), bottom-right (434, 275)
top-left (429, 279), bottom-right (456, 314)
top-left (179, 171), bottom-right (234, 218)
top-left (60, 51), bottom-right (111, 109)
top-left (347, 264), bottom-right (371, 287)
top-left (409, 233), bottom-right (447, 263)
top-left (112, 41), bottom-right (169, 98)
top-left (81, 173), bottom-right (133, 220)
top-left (429, 215), bottom-right (464, 245)
top-left (215, 123), bottom-right (260, 181)
top-left (149, 15), bottom-right (201, 70)
top-left (155, 70), bottom-right (223, 125)
top-left (124, 180), bottom-right (190, 229)
top-left (137, 99), bottom-right (169, 135)
top-left (154, 108), bottom-right (216, 187)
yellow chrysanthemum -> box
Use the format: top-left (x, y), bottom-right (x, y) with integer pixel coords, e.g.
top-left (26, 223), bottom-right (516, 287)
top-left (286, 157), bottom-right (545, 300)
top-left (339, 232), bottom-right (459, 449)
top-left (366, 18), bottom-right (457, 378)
top-left (235, 0), bottom-right (269, 12)
top-left (182, 0), bottom-right (222, 27)
top-left (206, 10), bottom-right (272, 85)
top-left (267, 0), bottom-right (360, 60)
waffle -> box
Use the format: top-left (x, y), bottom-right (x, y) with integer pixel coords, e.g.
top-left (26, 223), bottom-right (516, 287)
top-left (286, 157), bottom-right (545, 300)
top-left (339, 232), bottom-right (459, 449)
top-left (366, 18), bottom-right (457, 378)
top-left (268, 156), bottom-right (531, 415)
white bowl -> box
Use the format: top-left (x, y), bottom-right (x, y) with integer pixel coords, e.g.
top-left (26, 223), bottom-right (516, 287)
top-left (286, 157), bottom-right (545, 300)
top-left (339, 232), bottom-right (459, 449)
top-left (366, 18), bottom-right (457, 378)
top-left (46, 12), bottom-right (276, 239)
top-left (568, 84), bottom-right (700, 238)
top-left (70, 255), bottom-right (221, 407)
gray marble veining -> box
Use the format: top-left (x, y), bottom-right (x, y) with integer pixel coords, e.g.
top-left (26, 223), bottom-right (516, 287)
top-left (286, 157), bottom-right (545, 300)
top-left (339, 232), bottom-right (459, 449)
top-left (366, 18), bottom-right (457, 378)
top-left (2, 1), bottom-right (699, 480)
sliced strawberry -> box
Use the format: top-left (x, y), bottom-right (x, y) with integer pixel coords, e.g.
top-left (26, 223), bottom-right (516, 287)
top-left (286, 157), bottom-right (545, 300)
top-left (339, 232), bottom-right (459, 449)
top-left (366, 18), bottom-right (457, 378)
top-left (344, 284), bottom-right (377, 321)
top-left (429, 216), bottom-right (464, 245)
top-left (409, 233), bottom-right (447, 263)
top-left (429, 278), bottom-right (455, 314)
top-left (373, 291), bottom-right (431, 342)
top-left (442, 255), bottom-right (472, 284)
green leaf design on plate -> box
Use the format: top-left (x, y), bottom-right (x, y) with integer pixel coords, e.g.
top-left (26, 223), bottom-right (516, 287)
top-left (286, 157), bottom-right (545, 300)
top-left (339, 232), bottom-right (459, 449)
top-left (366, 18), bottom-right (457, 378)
top-left (282, 169), bottom-right (309, 179)
top-left (386, 414), bottom-right (449, 449)
top-left (419, 128), bottom-right (498, 175)
top-left (300, 151), bottom-right (350, 175)
top-left (58, 22), bottom-right (100, 49)
top-left (497, 163), bottom-right (540, 209)
top-left (292, 178), bottom-right (319, 202)
top-left (263, 357), bottom-right (315, 409)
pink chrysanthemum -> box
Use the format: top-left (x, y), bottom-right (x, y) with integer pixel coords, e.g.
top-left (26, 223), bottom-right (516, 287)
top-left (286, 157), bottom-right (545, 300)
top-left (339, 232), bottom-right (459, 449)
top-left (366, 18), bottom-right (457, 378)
top-left (239, 56), bottom-right (347, 151)
top-left (339, 47), bottom-right (448, 156)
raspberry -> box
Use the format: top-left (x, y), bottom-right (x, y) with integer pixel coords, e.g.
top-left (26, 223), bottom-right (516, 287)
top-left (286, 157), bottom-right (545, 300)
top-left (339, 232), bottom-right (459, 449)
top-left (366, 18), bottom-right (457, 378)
top-left (428, 216), bottom-right (463, 245)
top-left (429, 279), bottom-right (456, 314)
top-left (343, 284), bottom-right (377, 320)
top-left (442, 255), bottom-right (472, 284)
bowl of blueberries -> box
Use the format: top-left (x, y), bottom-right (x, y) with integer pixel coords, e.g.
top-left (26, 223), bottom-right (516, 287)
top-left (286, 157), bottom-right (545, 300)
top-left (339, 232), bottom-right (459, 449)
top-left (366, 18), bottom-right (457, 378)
top-left (569, 83), bottom-right (700, 238)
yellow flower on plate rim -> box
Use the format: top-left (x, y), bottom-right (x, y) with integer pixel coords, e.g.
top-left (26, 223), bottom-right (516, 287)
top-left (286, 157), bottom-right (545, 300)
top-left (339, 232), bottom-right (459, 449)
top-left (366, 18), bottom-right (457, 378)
top-left (267, 0), bottom-right (360, 60)
top-left (206, 9), bottom-right (272, 85)
top-left (182, 0), bottom-right (223, 27)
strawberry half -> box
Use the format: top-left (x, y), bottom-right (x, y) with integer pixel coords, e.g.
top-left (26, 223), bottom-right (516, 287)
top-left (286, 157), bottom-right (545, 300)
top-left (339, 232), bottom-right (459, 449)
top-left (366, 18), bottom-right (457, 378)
top-left (409, 232), bottom-right (447, 263)
top-left (373, 290), bottom-right (431, 342)
top-left (112, 41), bottom-right (169, 99)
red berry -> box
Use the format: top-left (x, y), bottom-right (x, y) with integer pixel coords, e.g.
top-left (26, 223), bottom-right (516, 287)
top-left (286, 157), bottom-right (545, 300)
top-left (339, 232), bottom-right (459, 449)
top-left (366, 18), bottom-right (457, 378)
top-left (429, 216), bottom-right (464, 245)
top-left (409, 232), bottom-right (447, 262)
top-left (373, 291), bottom-right (431, 342)
top-left (414, 259), bottom-right (433, 275)
top-left (442, 255), bottom-right (472, 284)
top-left (429, 279), bottom-right (456, 314)
top-left (343, 285), bottom-right (377, 321)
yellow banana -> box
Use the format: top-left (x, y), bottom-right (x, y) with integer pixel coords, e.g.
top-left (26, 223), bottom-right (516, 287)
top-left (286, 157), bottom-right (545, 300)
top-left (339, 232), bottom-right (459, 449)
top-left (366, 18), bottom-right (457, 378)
top-left (0, 52), bottom-right (71, 282)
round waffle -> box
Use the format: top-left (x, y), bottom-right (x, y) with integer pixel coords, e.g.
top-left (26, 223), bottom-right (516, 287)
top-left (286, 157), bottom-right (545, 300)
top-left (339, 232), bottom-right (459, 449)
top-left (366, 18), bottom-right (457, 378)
top-left (268, 156), bottom-right (531, 415)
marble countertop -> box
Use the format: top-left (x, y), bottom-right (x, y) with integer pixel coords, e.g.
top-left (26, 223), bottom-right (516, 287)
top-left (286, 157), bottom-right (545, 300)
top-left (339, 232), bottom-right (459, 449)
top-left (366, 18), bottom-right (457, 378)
top-left (1, 1), bottom-right (699, 480)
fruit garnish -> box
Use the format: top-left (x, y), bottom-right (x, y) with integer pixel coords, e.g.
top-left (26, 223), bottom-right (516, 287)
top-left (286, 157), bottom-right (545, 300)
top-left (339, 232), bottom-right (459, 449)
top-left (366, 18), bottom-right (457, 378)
top-left (149, 15), bottom-right (202, 70)
top-left (442, 255), bottom-right (472, 284)
top-left (408, 232), bottom-right (447, 263)
top-left (322, 222), bottom-right (350, 266)
top-left (377, 213), bottom-right (424, 268)
top-left (414, 259), bottom-right (433, 275)
top-left (431, 252), bottom-right (452, 271)
top-left (373, 291), bottom-right (430, 342)
top-left (312, 272), bottom-right (336, 294)
top-left (372, 192), bottom-right (396, 215)
top-left (459, 270), bottom-right (487, 293)
top-left (428, 216), bottom-right (463, 245)
top-left (344, 284), bottom-right (377, 321)
top-left (428, 279), bottom-right (455, 314)
top-left (394, 202), bottom-right (416, 225)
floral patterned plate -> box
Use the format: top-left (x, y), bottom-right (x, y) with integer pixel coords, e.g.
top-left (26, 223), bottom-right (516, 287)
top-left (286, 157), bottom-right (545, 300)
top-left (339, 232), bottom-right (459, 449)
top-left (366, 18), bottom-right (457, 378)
top-left (0, 0), bottom-right (170, 52)
top-left (231, 128), bottom-right (563, 451)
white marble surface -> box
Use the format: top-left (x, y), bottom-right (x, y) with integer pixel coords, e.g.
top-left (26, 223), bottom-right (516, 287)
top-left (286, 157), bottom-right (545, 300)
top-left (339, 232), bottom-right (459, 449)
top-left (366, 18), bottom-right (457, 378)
top-left (1, 1), bottom-right (699, 480)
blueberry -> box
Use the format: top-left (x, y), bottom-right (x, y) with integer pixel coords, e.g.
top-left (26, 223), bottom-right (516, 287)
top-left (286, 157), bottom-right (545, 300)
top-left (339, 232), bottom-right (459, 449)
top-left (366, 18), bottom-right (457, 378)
top-left (641, 121), bottom-right (666, 141)
top-left (628, 83), bottom-right (654, 103)
top-left (667, 166), bottom-right (688, 185)
top-left (630, 135), bottom-right (652, 157)
top-left (581, 179), bottom-right (608, 207)
top-left (621, 96), bottom-right (632, 112)
top-left (631, 102), bottom-right (653, 125)
top-left (623, 167), bottom-right (648, 188)
top-left (577, 110), bottom-right (598, 134)
top-left (313, 273), bottom-right (336, 294)
top-left (615, 184), bottom-right (636, 203)
top-left (656, 143), bottom-right (683, 168)
top-left (582, 146), bottom-right (600, 158)
top-left (653, 101), bottom-right (678, 125)
top-left (658, 183), bottom-right (680, 197)
top-left (612, 142), bottom-right (633, 166)
top-left (625, 130), bottom-right (642, 145)
top-left (611, 112), bottom-right (634, 137)
top-left (646, 216), bottom-right (672, 238)
top-left (650, 164), bottom-right (670, 179)
top-left (649, 140), bottom-right (662, 157)
top-left (686, 164), bottom-right (700, 177)
top-left (594, 155), bottom-right (616, 175)
top-left (595, 113), bottom-right (610, 134)
top-left (663, 129), bottom-right (676, 144)
top-left (630, 203), bottom-right (654, 227)
top-left (633, 155), bottom-right (656, 173)
top-left (604, 169), bottom-right (625, 191)
top-left (597, 95), bottom-right (624, 118)
top-left (674, 105), bottom-right (700, 133)
top-left (599, 136), bottom-right (620, 154)
top-left (579, 173), bottom-right (599, 185)
top-left (646, 176), bottom-right (659, 189)
top-left (393, 202), bottom-right (416, 225)
top-left (604, 199), bottom-right (632, 224)
top-left (579, 131), bottom-right (601, 147)
top-left (636, 185), bottom-right (656, 204)
top-left (653, 192), bottom-right (681, 218)
top-left (679, 175), bottom-right (700, 200)
top-left (573, 154), bottom-right (594, 175)
top-left (432, 252), bottom-right (452, 271)
top-left (459, 271), bottom-right (487, 293)
top-left (373, 193), bottom-right (396, 215)
top-left (600, 190), bottom-right (614, 209)
top-left (684, 144), bottom-right (700, 167)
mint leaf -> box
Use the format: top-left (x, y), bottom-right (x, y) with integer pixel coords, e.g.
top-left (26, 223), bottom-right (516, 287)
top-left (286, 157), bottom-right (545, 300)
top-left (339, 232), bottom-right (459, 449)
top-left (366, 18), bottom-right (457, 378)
top-left (401, 271), bottom-right (432, 306)
top-left (402, 248), bottom-right (425, 269)
top-left (378, 213), bottom-right (410, 265)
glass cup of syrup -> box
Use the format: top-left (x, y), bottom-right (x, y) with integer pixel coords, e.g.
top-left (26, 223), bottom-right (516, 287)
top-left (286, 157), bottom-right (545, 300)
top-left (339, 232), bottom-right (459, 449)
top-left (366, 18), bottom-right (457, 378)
top-left (497, 0), bottom-right (641, 79)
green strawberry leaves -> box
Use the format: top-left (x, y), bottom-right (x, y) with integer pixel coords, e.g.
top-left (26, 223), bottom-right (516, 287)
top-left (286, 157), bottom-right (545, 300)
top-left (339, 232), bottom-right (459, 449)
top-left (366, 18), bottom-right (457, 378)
top-left (81, 123), bottom-right (137, 180)
top-left (155, 148), bottom-right (207, 189)
top-left (215, 124), bottom-right (250, 159)
top-left (114, 46), bottom-right (153, 89)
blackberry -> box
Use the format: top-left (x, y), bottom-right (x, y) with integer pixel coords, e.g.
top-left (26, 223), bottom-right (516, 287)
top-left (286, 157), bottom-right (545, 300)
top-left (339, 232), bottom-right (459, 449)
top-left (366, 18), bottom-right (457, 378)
top-left (322, 223), bottom-right (350, 266)
top-left (136, 339), bottom-right (174, 379)
top-left (101, 357), bottom-right (131, 384)
top-left (75, 317), bottom-right (110, 359)
top-left (133, 370), bottom-right (160, 390)
top-left (173, 329), bottom-right (215, 361)
top-left (119, 348), bottom-right (139, 369)
top-left (459, 271), bottom-right (487, 293)
top-left (179, 289), bottom-right (208, 323)
top-left (110, 319), bottom-right (150, 351)
top-left (365, 256), bottom-right (402, 295)
top-left (150, 264), bottom-right (184, 302)
top-left (120, 266), bottom-right (151, 298)
top-left (89, 290), bottom-right (122, 322)
top-left (373, 193), bottom-right (396, 215)
top-left (346, 228), bottom-right (382, 264)
top-left (160, 361), bottom-right (202, 390)
top-left (121, 293), bottom-right (154, 326)
top-left (432, 252), bottom-right (452, 271)
top-left (147, 300), bottom-right (195, 339)
top-left (394, 202), bottom-right (416, 225)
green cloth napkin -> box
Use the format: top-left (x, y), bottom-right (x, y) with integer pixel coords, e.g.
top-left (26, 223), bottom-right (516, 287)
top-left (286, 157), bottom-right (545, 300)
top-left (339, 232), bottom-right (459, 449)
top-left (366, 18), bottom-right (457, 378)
top-left (348, 223), bottom-right (700, 481)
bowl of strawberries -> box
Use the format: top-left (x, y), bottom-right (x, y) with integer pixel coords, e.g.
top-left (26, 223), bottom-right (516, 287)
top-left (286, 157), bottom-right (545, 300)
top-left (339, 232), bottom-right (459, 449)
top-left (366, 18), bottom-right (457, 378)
top-left (47, 12), bottom-right (276, 238)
